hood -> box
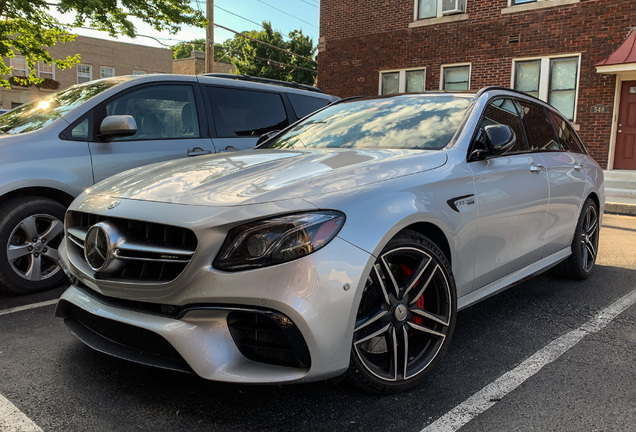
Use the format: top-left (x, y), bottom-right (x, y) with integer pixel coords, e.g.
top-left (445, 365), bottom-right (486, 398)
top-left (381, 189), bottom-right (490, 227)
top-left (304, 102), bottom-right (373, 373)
top-left (87, 148), bottom-right (448, 206)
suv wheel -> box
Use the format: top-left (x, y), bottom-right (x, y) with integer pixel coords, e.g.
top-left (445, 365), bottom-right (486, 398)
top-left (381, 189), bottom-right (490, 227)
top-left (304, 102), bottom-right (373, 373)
top-left (0, 197), bottom-right (67, 295)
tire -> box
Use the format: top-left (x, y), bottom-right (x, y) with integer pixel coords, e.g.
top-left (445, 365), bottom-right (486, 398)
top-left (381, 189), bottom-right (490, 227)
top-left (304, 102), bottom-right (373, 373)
top-left (347, 230), bottom-right (457, 394)
top-left (0, 197), bottom-right (67, 295)
top-left (552, 198), bottom-right (600, 280)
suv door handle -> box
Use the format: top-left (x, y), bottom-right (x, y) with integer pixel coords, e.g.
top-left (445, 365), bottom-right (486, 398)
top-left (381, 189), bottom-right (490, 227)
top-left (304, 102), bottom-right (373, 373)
top-left (530, 164), bottom-right (544, 173)
top-left (188, 147), bottom-right (212, 157)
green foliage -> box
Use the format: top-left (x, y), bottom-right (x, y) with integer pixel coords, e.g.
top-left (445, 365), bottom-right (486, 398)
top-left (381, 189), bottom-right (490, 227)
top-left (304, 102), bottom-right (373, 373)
top-left (171, 39), bottom-right (229, 62)
top-left (1, 0), bottom-right (206, 88)
top-left (220, 21), bottom-right (317, 86)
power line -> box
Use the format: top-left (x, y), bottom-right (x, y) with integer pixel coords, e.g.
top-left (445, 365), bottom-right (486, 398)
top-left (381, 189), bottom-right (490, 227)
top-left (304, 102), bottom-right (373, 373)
top-left (255, 0), bottom-right (318, 28)
top-left (299, 0), bottom-right (319, 8)
top-left (216, 45), bottom-right (316, 74)
top-left (214, 23), bottom-right (316, 63)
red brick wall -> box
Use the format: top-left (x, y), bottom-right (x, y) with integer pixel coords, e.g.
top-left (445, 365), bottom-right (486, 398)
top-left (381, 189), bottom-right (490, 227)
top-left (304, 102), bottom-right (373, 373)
top-left (318, 0), bottom-right (636, 167)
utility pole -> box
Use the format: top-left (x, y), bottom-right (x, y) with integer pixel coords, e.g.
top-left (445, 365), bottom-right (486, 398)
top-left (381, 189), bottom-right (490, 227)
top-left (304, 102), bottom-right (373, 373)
top-left (206, 0), bottom-right (214, 73)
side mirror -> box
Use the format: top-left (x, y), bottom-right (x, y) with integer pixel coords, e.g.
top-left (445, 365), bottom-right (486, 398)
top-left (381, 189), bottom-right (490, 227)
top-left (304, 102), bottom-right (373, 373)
top-left (99, 115), bottom-right (137, 139)
top-left (468, 124), bottom-right (516, 161)
top-left (256, 130), bottom-right (280, 146)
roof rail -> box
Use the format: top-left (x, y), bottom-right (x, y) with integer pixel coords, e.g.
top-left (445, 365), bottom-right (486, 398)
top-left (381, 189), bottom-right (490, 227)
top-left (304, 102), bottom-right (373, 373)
top-left (201, 73), bottom-right (324, 94)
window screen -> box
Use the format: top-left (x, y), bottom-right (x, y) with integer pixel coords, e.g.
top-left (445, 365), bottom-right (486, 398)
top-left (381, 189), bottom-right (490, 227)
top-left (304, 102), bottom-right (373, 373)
top-left (206, 87), bottom-right (289, 137)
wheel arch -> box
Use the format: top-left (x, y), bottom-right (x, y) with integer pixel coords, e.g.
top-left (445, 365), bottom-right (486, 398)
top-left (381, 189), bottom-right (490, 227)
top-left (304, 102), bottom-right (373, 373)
top-left (398, 222), bottom-right (452, 266)
top-left (0, 187), bottom-right (75, 208)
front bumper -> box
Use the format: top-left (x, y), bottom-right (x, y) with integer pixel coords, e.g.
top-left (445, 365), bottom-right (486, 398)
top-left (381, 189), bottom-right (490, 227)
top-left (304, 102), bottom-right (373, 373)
top-left (56, 235), bottom-right (373, 384)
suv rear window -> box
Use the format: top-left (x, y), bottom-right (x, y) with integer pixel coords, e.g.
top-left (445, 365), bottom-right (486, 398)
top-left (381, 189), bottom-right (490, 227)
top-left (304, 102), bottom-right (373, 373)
top-left (287, 93), bottom-right (330, 119)
top-left (206, 87), bottom-right (289, 137)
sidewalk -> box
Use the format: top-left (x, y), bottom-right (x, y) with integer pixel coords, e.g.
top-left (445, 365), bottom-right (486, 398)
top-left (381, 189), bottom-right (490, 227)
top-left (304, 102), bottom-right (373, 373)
top-left (605, 202), bottom-right (636, 216)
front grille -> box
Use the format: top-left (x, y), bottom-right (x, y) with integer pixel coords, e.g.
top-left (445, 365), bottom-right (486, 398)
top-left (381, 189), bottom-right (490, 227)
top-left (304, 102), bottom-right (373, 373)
top-left (66, 211), bottom-right (197, 283)
top-left (61, 301), bottom-right (192, 373)
top-left (227, 311), bottom-right (311, 369)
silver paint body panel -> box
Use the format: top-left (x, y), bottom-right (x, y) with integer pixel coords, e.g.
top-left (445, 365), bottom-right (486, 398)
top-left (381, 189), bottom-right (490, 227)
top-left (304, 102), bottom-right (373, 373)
top-left (57, 89), bottom-right (605, 384)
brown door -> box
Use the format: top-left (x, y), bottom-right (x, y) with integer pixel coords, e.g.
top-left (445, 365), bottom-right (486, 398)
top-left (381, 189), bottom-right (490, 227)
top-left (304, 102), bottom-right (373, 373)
top-left (614, 80), bottom-right (636, 170)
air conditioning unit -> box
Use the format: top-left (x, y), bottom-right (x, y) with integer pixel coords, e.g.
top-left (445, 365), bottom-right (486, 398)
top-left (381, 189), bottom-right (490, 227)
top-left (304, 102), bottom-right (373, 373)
top-left (441, 0), bottom-right (466, 15)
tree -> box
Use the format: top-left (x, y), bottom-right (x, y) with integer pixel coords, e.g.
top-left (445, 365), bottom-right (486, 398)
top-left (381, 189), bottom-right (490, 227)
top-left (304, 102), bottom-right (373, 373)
top-left (171, 39), bottom-right (230, 62)
top-left (220, 21), bottom-right (317, 86)
top-left (1, 0), bottom-right (206, 88)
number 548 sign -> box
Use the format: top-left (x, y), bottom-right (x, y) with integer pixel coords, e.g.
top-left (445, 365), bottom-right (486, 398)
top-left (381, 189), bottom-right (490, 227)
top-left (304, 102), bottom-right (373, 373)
top-left (590, 105), bottom-right (609, 114)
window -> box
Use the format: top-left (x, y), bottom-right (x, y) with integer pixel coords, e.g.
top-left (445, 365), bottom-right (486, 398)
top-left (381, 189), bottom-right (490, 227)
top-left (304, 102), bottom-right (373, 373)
top-left (479, 98), bottom-right (527, 153)
top-left (100, 67), bottom-right (115, 79)
top-left (516, 100), bottom-right (560, 151)
top-left (547, 111), bottom-right (585, 153)
top-left (206, 87), bottom-right (288, 137)
top-left (417, 0), bottom-right (466, 20)
top-left (503, 0), bottom-right (581, 14)
top-left (105, 85), bottom-right (200, 140)
top-left (379, 68), bottom-right (426, 94)
top-left (441, 64), bottom-right (470, 90)
top-left (287, 93), bottom-right (330, 119)
top-left (77, 64), bottom-right (92, 84)
top-left (38, 62), bottom-right (54, 80)
top-left (11, 56), bottom-right (28, 77)
top-left (133, 70), bottom-right (146, 75)
top-left (513, 55), bottom-right (579, 120)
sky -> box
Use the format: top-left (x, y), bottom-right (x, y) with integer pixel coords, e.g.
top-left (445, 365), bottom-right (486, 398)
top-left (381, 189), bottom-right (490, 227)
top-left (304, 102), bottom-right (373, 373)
top-left (62, 0), bottom-right (321, 50)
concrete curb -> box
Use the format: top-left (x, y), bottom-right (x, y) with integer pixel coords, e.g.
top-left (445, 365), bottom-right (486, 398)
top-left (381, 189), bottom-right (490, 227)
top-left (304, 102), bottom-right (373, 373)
top-left (604, 202), bottom-right (636, 216)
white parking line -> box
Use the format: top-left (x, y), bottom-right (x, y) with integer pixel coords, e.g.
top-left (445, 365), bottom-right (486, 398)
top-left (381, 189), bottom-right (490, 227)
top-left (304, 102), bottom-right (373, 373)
top-left (0, 300), bottom-right (57, 317)
top-left (0, 395), bottom-right (43, 432)
top-left (422, 287), bottom-right (636, 432)
top-left (0, 300), bottom-right (57, 431)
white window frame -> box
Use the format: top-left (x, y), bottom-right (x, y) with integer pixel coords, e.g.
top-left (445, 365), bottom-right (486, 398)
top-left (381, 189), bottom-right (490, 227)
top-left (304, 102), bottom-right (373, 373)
top-left (11, 55), bottom-right (28, 77)
top-left (379, 67), bottom-right (427, 95)
top-left (100, 66), bottom-right (115, 79)
top-left (38, 62), bottom-right (55, 80)
top-left (440, 63), bottom-right (471, 90)
top-left (410, 0), bottom-right (469, 27)
top-left (503, 0), bottom-right (579, 14)
top-left (511, 53), bottom-right (581, 121)
top-left (77, 64), bottom-right (92, 83)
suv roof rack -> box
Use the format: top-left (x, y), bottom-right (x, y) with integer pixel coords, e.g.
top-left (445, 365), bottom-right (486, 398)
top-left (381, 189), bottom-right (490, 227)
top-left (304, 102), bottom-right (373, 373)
top-left (201, 73), bottom-right (323, 94)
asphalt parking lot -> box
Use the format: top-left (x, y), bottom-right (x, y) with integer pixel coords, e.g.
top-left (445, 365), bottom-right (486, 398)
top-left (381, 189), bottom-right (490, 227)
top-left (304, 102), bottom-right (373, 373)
top-left (1, 213), bottom-right (635, 432)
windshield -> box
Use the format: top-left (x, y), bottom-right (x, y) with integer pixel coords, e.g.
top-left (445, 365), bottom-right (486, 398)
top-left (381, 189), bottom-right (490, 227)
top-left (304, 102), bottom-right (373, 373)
top-left (0, 77), bottom-right (133, 135)
top-left (261, 94), bottom-right (472, 151)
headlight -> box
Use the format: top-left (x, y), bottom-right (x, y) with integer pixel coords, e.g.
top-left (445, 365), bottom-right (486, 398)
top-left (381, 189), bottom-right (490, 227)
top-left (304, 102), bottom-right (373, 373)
top-left (214, 211), bottom-right (345, 271)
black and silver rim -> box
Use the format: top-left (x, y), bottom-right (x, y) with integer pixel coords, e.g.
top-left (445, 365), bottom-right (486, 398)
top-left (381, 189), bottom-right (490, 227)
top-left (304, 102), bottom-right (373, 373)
top-left (580, 203), bottom-right (599, 273)
top-left (6, 213), bottom-right (64, 281)
top-left (353, 246), bottom-right (452, 382)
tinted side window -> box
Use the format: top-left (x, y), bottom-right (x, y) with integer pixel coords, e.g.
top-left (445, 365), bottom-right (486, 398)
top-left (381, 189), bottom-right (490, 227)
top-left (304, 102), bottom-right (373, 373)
top-left (288, 93), bottom-right (330, 119)
top-left (206, 87), bottom-right (289, 137)
top-left (547, 111), bottom-right (586, 154)
top-left (105, 85), bottom-right (200, 141)
top-left (516, 101), bottom-right (560, 151)
top-left (479, 98), bottom-right (528, 153)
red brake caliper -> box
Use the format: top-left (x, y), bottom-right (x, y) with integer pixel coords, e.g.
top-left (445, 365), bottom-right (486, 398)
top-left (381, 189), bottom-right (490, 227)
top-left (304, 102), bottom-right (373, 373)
top-left (400, 264), bottom-right (424, 325)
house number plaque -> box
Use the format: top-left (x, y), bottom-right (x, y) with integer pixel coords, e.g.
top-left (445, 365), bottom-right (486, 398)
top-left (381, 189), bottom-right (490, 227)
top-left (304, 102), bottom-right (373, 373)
top-left (590, 105), bottom-right (609, 114)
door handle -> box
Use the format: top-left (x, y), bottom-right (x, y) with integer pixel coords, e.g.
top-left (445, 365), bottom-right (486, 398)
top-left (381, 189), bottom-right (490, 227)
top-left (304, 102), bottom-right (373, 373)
top-left (188, 147), bottom-right (212, 157)
top-left (574, 164), bottom-right (583, 171)
top-left (530, 164), bottom-right (544, 173)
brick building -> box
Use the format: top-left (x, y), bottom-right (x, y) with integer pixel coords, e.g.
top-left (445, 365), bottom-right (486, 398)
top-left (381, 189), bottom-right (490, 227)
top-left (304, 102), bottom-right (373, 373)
top-left (318, 0), bottom-right (636, 171)
top-left (172, 50), bottom-right (236, 76)
top-left (1, 36), bottom-right (172, 110)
